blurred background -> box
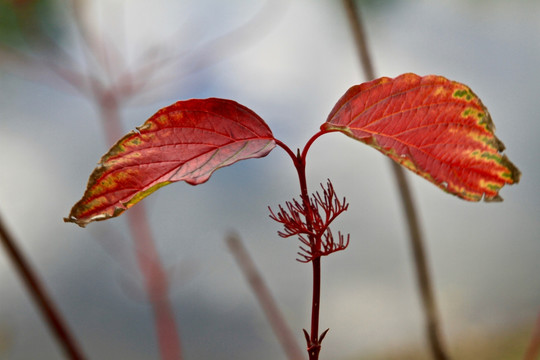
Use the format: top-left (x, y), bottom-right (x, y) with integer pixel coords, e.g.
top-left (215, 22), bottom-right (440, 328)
top-left (0, 0), bottom-right (539, 359)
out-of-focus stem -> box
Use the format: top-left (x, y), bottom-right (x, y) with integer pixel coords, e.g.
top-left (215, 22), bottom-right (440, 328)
top-left (95, 89), bottom-right (125, 147)
top-left (226, 232), bottom-right (304, 360)
top-left (126, 204), bottom-right (182, 360)
top-left (0, 212), bottom-right (86, 360)
top-left (390, 161), bottom-right (448, 360)
top-left (97, 93), bottom-right (182, 360)
top-left (524, 311), bottom-right (540, 360)
top-left (342, 1), bottom-right (450, 359)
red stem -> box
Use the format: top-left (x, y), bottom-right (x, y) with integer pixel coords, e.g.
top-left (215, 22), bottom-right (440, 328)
top-left (308, 258), bottom-right (322, 360)
top-left (295, 149), bottom-right (321, 359)
top-left (276, 134), bottom-right (327, 359)
top-left (300, 130), bottom-right (327, 162)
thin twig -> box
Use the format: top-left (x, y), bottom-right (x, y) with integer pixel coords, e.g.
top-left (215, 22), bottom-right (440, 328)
top-left (226, 232), bottom-right (304, 360)
top-left (0, 212), bottom-right (86, 360)
top-left (341, 1), bottom-right (450, 359)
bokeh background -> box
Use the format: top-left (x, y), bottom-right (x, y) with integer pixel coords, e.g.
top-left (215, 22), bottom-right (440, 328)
top-left (1, 0), bottom-right (539, 359)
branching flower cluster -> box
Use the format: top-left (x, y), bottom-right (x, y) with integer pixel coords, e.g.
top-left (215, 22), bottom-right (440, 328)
top-left (269, 180), bottom-right (350, 262)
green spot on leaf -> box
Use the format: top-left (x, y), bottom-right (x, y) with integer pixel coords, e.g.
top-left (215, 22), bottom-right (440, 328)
top-left (453, 88), bottom-right (473, 101)
top-left (481, 152), bottom-right (502, 162)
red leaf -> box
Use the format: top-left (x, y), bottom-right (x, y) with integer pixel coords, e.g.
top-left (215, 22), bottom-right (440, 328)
top-left (65, 98), bottom-right (275, 227)
top-left (322, 73), bottom-right (520, 201)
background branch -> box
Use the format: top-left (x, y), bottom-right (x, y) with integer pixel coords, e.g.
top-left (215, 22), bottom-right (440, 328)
top-left (226, 232), bottom-right (304, 360)
top-left (0, 212), bottom-right (86, 360)
top-left (342, 1), bottom-right (450, 359)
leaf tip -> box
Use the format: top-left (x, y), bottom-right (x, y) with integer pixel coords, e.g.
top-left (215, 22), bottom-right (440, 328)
top-left (64, 210), bottom-right (120, 227)
top-left (63, 215), bottom-right (88, 228)
top-left (483, 194), bottom-right (503, 203)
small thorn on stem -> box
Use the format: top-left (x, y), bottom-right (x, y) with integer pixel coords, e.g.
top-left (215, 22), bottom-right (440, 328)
top-left (319, 328), bottom-right (330, 343)
top-left (303, 329), bottom-right (310, 345)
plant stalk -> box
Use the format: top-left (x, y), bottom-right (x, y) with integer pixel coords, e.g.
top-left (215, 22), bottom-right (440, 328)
top-left (308, 257), bottom-right (322, 360)
top-left (292, 142), bottom-right (323, 360)
top-left (298, 159), bottom-right (323, 360)
top-left (275, 139), bottom-right (325, 359)
top-left (342, 1), bottom-right (450, 359)
top-left (0, 212), bottom-right (86, 360)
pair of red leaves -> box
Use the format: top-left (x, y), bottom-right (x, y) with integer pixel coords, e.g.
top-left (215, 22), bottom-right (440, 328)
top-left (65, 73), bottom-right (521, 227)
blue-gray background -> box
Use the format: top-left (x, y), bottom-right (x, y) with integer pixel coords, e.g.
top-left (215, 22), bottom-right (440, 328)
top-left (0, 1), bottom-right (538, 359)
